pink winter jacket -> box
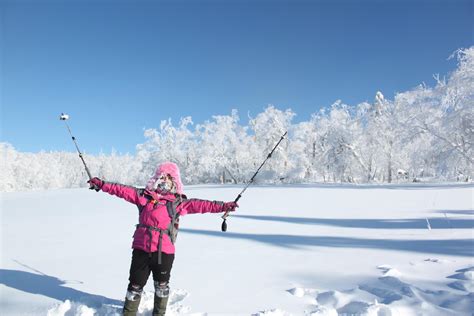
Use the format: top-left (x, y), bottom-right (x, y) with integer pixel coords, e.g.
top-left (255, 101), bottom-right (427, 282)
top-left (101, 182), bottom-right (226, 254)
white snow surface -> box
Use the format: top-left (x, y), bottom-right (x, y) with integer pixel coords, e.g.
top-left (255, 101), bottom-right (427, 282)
top-left (1, 183), bottom-right (473, 315)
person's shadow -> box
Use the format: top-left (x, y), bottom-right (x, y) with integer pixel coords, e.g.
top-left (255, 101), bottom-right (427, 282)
top-left (0, 268), bottom-right (123, 308)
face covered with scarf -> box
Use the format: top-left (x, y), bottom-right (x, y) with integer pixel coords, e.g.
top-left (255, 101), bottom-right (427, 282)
top-left (154, 173), bottom-right (177, 194)
top-left (145, 162), bottom-right (184, 195)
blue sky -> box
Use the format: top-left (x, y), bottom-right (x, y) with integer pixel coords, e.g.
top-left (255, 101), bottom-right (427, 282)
top-left (1, 0), bottom-right (472, 154)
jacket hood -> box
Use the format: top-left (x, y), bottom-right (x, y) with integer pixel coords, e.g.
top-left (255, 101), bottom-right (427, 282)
top-left (145, 162), bottom-right (184, 195)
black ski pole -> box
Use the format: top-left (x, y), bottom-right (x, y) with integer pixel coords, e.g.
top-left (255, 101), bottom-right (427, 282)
top-left (59, 113), bottom-right (93, 181)
top-left (221, 131), bottom-right (288, 232)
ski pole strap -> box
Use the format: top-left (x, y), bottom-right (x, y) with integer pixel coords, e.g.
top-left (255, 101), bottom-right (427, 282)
top-left (135, 224), bottom-right (170, 265)
top-left (158, 229), bottom-right (163, 265)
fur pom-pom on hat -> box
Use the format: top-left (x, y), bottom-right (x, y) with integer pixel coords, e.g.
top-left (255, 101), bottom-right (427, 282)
top-left (146, 162), bottom-right (184, 194)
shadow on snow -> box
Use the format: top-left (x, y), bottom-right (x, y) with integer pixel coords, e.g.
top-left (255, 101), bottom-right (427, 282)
top-left (0, 269), bottom-right (122, 308)
top-left (434, 210), bottom-right (474, 216)
top-left (232, 214), bottom-right (474, 229)
top-left (180, 228), bottom-right (474, 257)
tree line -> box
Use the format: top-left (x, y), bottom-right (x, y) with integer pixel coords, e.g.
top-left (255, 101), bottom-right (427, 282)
top-left (1, 48), bottom-right (472, 192)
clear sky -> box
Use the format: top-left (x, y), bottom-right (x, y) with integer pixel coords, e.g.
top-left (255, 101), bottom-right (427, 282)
top-left (1, 0), bottom-right (472, 154)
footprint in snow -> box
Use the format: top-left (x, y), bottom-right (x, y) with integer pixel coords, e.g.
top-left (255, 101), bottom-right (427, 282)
top-left (336, 301), bottom-right (371, 315)
top-left (359, 267), bottom-right (414, 304)
top-left (315, 290), bottom-right (347, 307)
top-left (447, 266), bottom-right (474, 281)
top-left (447, 266), bottom-right (474, 292)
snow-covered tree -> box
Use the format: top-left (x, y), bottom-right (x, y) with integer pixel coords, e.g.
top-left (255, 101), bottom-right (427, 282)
top-left (249, 105), bottom-right (294, 182)
top-left (2, 47), bottom-right (473, 191)
top-left (136, 117), bottom-right (196, 184)
top-left (196, 110), bottom-right (251, 183)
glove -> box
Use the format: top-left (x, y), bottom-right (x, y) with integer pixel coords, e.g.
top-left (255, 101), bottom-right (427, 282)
top-left (222, 201), bottom-right (239, 213)
top-left (87, 177), bottom-right (104, 191)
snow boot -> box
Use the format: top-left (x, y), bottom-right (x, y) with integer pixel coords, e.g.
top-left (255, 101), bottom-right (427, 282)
top-left (123, 297), bottom-right (141, 315)
top-left (123, 284), bottom-right (143, 316)
top-left (153, 296), bottom-right (169, 316)
top-left (153, 281), bottom-right (170, 316)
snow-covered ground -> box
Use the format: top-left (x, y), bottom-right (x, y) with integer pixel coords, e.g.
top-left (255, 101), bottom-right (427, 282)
top-left (1, 183), bottom-right (473, 315)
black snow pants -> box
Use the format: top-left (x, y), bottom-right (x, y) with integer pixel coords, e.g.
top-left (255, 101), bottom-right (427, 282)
top-left (128, 248), bottom-right (175, 288)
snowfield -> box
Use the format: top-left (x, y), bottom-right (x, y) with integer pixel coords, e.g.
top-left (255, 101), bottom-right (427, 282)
top-left (1, 183), bottom-right (473, 315)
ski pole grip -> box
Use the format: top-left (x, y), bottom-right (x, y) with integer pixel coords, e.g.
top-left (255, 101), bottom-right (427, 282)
top-left (222, 194), bottom-right (241, 219)
top-left (221, 193), bottom-right (242, 232)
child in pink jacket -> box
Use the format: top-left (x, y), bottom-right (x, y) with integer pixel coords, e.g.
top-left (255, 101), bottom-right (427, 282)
top-left (88, 162), bottom-right (238, 316)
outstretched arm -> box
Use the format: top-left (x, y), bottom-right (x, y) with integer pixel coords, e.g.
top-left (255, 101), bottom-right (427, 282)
top-left (178, 198), bottom-right (238, 215)
top-left (89, 177), bottom-right (146, 205)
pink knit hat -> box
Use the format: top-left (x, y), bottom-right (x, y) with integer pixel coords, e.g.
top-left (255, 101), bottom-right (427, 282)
top-left (146, 162), bottom-right (184, 194)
